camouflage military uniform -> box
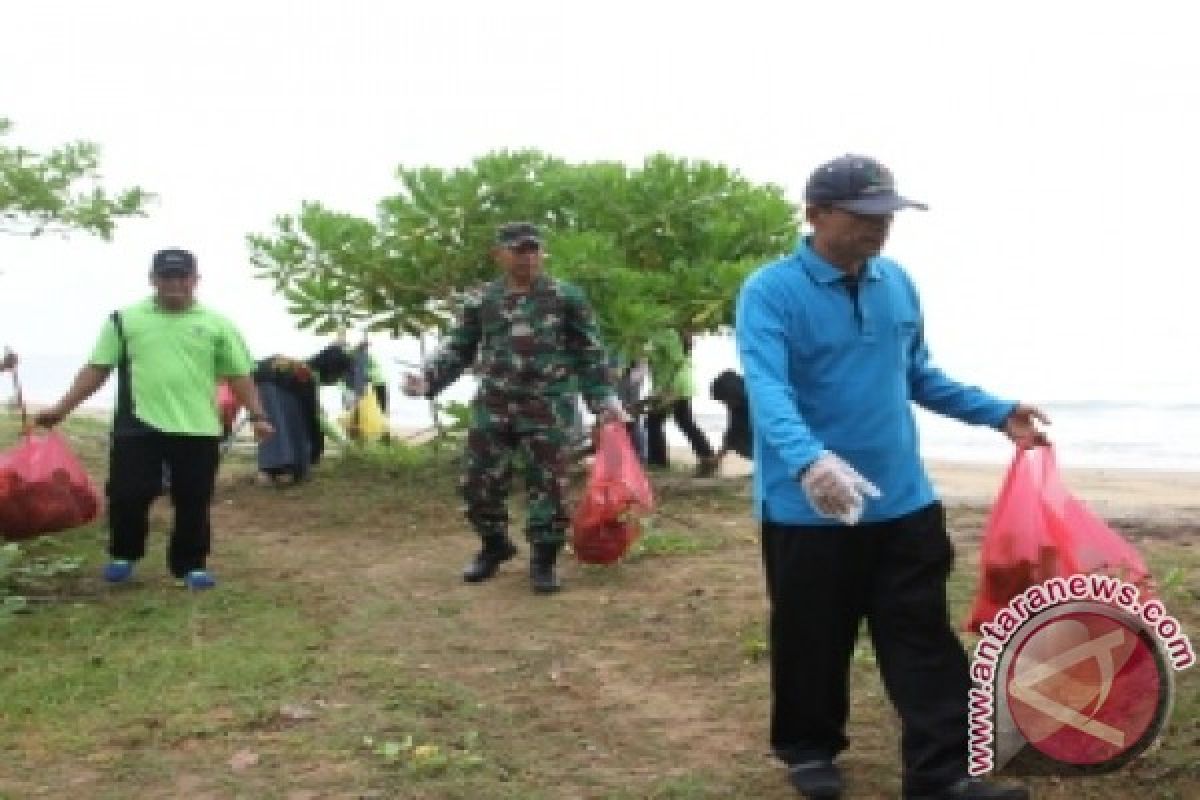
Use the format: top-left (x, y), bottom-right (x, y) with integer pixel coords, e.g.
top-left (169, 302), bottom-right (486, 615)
top-left (422, 274), bottom-right (617, 547)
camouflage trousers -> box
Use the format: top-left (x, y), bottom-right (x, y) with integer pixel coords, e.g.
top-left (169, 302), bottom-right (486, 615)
top-left (461, 394), bottom-right (574, 546)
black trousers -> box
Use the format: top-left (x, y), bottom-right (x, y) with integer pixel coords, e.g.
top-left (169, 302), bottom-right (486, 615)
top-left (646, 398), bottom-right (714, 466)
top-left (761, 502), bottom-right (969, 797)
top-left (107, 432), bottom-right (220, 577)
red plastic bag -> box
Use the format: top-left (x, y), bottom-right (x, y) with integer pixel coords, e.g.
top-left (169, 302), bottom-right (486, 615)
top-left (966, 446), bottom-right (1153, 632)
top-left (217, 381), bottom-right (240, 436)
top-left (571, 422), bottom-right (654, 564)
top-left (0, 431), bottom-right (103, 541)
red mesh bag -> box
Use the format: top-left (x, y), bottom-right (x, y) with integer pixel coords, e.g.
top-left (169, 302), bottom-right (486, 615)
top-left (0, 431), bottom-right (104, 541)
top-left (571, 422), bottom-right (654, 565)
top-left (966, 445), bottom-right (1154, 632)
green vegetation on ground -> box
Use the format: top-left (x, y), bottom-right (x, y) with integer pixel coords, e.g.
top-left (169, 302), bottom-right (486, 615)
top-left (1, 413), bottom-right (1197, 799)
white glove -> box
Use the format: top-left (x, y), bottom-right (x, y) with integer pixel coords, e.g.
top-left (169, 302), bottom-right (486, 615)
top-left (402, 372), bottom-right (429, 397)
top-left (799, 451), bottom-right (882, 525)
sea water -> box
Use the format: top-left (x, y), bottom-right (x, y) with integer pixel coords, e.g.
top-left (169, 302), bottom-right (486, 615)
top-left (11, 335), bottom-right (1197, 472)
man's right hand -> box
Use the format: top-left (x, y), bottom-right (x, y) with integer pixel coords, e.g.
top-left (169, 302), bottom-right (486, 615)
top-left (401, 372), bottom-right (428, 397)
top-left (34, 405), bottom-right (67, 428)
top-left (798, 451), bottom-right (882, 525)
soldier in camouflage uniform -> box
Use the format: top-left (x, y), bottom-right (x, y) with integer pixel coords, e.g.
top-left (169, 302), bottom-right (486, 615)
top-left (403, 222), bottom-right (626, 593)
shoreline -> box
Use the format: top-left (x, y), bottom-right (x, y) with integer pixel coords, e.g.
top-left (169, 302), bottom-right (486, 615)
top-left (690, 451), bottom-right (1200, 520)
top-left (8, 411), bottom-right (1196, 520)
top-left (925, 459), bottom-right (1200, 520)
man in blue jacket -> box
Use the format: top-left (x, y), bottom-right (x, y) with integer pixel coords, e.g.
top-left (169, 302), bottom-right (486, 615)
top-left (736, 155), bottom-right (1046, 800)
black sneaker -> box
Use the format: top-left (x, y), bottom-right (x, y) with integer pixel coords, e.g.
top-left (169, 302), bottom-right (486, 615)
top-left (462, 538), bottom-right (518, 583)
top-left (787, 760), bottom-right (842, 799)
top-left (908, 777), bottom-right (1029, 800)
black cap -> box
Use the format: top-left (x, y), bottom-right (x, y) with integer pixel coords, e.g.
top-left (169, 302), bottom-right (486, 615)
top-left (151, 249), bottom-right (197, 275)
top-left (494, 222), bottom-right (542, 248)
top-left (804, 155), bottom-right (927, 215)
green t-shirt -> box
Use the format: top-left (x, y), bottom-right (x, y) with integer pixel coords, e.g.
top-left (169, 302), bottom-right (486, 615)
top-left (647, 330), bottom-right (695, 401)
top-left (89, 298), bottom-right (255, 435)
top-left (367, 352), bottom-right (385, 386)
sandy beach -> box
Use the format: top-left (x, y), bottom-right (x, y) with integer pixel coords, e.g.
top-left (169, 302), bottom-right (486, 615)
top-left (259, 411), bottom-right (1200, 521)
top-left (689, 450), bottom-right (1200, 522)
top-left (45, 411), bottom-right (1200, 522)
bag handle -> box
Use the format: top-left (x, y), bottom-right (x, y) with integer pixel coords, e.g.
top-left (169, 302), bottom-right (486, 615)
top-left (991, 443), bottom-right (1059, 517)
top-left (9, 364), bottom-right (30, 435)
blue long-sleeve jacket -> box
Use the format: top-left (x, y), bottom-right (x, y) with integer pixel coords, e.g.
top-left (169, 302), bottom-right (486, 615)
top-left (735, 239), bottom-right (1016, 525)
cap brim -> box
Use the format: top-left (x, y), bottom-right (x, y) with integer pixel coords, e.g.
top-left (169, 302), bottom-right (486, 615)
top-left (836, 193), bottom-right (928, 214)
top-left (500, 236), bottom-right (542, 248)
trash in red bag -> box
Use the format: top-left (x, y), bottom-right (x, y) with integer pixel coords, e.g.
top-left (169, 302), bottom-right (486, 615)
top-left (217, 381), bottom-right (241, 436)
top-left (966, 445), bottom-right (1154, 633)
top-left (571, 422), bottom-right (654, 565)
top-left (0, 431), bottom-right (104, 541)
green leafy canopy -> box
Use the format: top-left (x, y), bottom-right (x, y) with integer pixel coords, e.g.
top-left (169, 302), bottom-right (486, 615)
top-left (0, 118), bottom-right (151, 240)
top-left (248, 150), bottom-right (799, 359)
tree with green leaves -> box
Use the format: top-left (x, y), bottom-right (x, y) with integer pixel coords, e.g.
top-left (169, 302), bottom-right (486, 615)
top-left (248, 150), bottom-right (798, 361)
top-left (0, 118), bottom-right (151, 239)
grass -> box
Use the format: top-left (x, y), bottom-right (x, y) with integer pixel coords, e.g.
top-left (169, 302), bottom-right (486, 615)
top-left (0, 410), bottom-right (1197, 798)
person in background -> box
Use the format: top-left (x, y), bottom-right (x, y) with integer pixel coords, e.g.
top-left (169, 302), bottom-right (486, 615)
top-left (645, 329), bottom-right (718, 477)
top-left (402, 222), bottom-right (627, 594)
top-left (616, 355), bottom-right (649, 462)
top-left (736, 155), bottom-right (1044, 800)
top-left (363, 340), bottom-right (389, 415)
top-left (332, 336), bottom-right (392, 444)
top-left (710, 369), bottom-right (752, 472)
top-left (253, 343), bottom-right (355, 484)
top-left (34, 248), bottom-right (273, 590)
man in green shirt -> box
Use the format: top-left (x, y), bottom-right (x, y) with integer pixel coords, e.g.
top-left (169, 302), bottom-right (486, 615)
top-left (645, 330), bottom-right (718, 477)
top-left (35, 249), bottom-right (273, 589)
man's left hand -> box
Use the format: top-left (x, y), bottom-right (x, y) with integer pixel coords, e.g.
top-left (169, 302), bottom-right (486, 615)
top-left (1003, 403), bottom-right (1051, 448)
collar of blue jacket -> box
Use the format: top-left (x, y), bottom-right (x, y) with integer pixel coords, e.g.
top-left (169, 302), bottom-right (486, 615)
top-left (734, 238), bottom-right (1015, 526)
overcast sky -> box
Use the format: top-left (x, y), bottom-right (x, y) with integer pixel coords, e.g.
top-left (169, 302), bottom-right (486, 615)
top-left (2, 0), bottom-right (1197, 405)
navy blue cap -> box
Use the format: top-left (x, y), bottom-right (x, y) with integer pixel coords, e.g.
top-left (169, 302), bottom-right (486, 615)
top-left (804, 155), bottom-right (927, 215)
top-left (151, 248), bottom-right (197, 275)
top-left (495, 222), bottom-right (542, 248)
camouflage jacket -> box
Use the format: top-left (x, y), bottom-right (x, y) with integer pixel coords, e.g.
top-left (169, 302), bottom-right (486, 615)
top-left (423, 274), bottom-right (617, 413)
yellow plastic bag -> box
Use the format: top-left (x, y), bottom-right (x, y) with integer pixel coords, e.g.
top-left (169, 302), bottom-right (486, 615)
top-left (340, 391), bottom-right (389, 443)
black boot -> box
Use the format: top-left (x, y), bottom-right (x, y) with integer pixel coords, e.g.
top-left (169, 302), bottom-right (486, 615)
top-left (907, 777), bottom-right (1029, 800)
top-left (462, 536), bottom-right (517, 583)
top-left (530, 544), bottom-right (562, 594)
